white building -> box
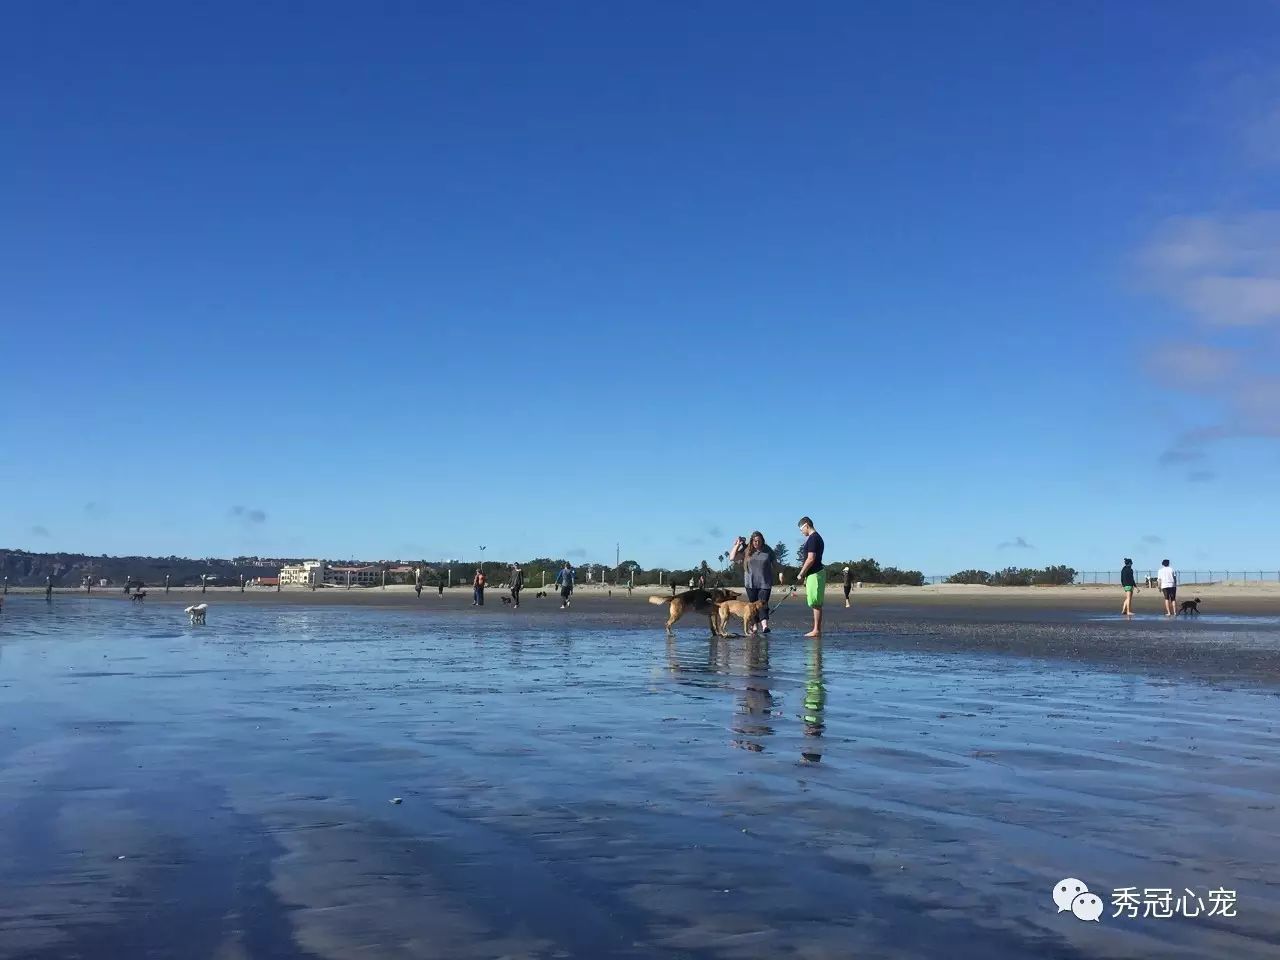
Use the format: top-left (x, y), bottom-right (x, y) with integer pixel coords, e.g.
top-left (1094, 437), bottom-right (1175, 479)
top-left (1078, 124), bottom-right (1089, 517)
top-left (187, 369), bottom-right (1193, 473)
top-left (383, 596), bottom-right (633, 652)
top-left (324, 565), bottom-right (380, 587)
top-left (280, 561), bottom-right (326, 587)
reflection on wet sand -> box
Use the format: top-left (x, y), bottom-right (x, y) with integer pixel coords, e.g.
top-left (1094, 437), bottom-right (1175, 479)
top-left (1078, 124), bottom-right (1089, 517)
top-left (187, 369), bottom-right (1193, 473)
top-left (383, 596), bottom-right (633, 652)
top-left (3, 598), bottom-right (1280, 959)
top-left (801, 637), bottom-right (825, 762)
top-left (730, 637), bottom-right (774, 753)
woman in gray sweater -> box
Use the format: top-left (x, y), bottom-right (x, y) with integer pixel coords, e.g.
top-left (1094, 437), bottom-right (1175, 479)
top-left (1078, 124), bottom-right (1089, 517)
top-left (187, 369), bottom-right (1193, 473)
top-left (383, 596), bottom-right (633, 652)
top-left (729, 530), bottom-right (776, 635)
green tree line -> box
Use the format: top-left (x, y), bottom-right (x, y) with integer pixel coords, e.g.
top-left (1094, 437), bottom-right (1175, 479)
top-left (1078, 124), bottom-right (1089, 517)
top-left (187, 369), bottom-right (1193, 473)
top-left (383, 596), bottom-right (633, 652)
top-left (946, 565), bottom-right (1077, 586)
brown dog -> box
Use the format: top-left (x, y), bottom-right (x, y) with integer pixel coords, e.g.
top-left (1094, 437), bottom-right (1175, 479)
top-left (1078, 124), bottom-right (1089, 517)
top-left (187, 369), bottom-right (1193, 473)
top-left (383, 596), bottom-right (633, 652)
top-left (649, 588), bottom-right (741, 635)
top-left (715, 599), bottom-right (766, 636)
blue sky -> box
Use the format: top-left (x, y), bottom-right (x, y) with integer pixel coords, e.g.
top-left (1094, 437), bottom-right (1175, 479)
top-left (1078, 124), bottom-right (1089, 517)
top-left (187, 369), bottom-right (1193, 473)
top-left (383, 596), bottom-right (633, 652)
top-left (4, 1), bottom-right (1280, 574)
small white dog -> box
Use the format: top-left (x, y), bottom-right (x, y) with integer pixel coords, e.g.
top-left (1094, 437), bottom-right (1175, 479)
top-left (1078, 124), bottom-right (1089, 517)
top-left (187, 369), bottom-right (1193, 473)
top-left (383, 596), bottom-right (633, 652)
top-left (185, 603), bottom-right (208, 625)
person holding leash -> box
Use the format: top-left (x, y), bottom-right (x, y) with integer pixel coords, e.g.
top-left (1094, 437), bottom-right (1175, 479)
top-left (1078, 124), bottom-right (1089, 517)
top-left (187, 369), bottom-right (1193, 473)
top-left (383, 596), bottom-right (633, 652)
top-left (795, 516), bottom-right (826, 638)
top-left (729, 531), bottom-right (776, 635)
top-left (1158, 559), bottom-right (1177, 617)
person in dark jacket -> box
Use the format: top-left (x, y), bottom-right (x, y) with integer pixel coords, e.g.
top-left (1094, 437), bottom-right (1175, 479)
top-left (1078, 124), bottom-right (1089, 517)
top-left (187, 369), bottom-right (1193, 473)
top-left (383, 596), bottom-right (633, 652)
top-left (510, 565), bottom-right (524, 608)
top-left (1121, 558), bottom-right (1136, 617)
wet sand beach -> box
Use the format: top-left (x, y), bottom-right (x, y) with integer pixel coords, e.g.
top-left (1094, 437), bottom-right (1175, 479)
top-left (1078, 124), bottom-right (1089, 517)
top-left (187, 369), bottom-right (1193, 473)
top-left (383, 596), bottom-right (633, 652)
top-left (1, 596), bottom-right (1278, 958)
top-left (26, 583), bottom-right (1280, 684)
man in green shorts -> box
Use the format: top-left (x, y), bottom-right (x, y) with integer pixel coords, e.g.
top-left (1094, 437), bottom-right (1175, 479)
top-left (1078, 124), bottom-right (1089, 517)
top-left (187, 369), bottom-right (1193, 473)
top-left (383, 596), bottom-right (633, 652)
top-left (1120, 558), bottom-right (1136, 617)
top-left (795, 516), bottom-right (826, 637)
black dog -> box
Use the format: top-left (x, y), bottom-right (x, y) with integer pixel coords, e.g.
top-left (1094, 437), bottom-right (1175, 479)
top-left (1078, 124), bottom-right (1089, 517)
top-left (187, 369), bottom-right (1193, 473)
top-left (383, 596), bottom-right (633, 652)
top-left (131, 590), bottom-right (147, 603)
top-left (501, 596), bottom-right (512, 605)
top-left (535, 591), bottom-right (547, 599)
top-left (1178, 598), bottom-right (1202, 616)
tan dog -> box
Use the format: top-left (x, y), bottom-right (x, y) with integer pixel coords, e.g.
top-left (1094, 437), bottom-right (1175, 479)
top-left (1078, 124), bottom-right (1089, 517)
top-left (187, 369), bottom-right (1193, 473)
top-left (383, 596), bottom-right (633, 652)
top-left (649, 588), bottom-right (741, 635)
top-left (715, 599), bottom-right (766, 636)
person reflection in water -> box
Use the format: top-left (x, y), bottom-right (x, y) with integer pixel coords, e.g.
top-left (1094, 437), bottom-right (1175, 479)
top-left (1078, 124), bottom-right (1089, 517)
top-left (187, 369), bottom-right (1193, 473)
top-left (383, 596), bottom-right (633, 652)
top-left (732, 634), bottom-right (774, 752)
top-left (801, 637), bottom-right (826, 763)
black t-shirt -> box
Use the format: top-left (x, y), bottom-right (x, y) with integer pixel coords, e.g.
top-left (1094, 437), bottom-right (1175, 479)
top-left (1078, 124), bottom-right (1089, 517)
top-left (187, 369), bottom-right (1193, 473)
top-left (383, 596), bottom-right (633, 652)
top-left (802, 532), bottom-right (825, 574)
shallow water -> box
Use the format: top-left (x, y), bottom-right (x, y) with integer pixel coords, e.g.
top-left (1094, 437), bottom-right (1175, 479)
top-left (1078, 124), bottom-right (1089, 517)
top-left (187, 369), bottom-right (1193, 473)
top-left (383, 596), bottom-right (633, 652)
top-left (1, 598), bottom-right (1278, 959)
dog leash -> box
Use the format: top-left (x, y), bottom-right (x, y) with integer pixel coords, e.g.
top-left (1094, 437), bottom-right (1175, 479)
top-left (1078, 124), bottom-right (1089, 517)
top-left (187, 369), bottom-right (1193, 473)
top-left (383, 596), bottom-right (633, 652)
top-left (766, 586), bottom-right (799, 617)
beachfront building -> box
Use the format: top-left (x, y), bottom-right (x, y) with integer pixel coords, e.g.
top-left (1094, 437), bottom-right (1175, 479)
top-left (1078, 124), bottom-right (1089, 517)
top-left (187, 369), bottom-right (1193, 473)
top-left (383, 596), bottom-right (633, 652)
top-left (280, 561), bottom-right (326, 587)
top-left (323, 564), bottom-right (381, 587)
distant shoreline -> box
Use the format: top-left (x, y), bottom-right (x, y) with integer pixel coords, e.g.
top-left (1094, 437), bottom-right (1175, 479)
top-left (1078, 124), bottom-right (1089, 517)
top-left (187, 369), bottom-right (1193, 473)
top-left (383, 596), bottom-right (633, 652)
top-left (10, 580), bottom-right (1280, 615)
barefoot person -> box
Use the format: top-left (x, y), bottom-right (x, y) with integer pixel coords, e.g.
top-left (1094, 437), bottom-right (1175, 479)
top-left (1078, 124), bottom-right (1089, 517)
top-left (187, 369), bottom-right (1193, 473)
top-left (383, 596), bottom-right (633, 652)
top-left (472, 568), bottom-right (486, 606)
top-left (842, 566), bottom-right (853, 608)
top-left (556, 562), bottom-right (575, 609)
top-left (1158, 559), bottom-right (1177, 617)
top-left (729, 531), bottom-right (776, 635)
top-left (795, 516), bottom-right (826, 637)
top-left (1120, 558), bottom-right (1136, 617)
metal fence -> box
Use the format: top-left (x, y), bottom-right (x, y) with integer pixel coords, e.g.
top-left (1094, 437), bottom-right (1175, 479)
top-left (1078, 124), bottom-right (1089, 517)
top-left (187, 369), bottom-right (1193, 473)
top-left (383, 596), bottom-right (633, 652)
top-left (922, 571), bottom-right (1280, 586)
top-left (1074, 571), bottom-right (1280, 586)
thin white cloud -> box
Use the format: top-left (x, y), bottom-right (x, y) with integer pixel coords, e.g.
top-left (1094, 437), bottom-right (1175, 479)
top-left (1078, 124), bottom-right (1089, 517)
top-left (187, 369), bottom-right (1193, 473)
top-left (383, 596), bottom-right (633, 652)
top-left (1142, 213), bottom-right (1280, 328)
top-left (1140, 212), bottom-right (1280, 461)
top-left (1148, 343), bottom-right (1239, 391)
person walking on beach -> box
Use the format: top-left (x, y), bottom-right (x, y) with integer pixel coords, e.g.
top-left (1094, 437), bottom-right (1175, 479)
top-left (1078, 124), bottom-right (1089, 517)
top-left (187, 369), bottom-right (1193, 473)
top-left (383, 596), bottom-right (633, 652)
top-left (1120, 558), bottom-right (1136, 617)
top-left (556, 562), bottom-right (575, 609)
top-left (510, 564), bottom-right (524, 608)
top-left (794, 517), bottom-right (826, 638)
top-left (842, 566), bottom-right (853, 608)
top-left (472, 568), bottom-right (486, 606)
top-left (1157, 559), bottom-right (1177, 617)
top-left (729, 531), bottom-right (776, 634)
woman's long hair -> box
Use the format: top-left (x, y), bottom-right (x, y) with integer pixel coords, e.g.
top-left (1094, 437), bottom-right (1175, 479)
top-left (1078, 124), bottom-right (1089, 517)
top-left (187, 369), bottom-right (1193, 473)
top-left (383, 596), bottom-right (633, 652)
top-left (745, 531), bottom-right (772, 559)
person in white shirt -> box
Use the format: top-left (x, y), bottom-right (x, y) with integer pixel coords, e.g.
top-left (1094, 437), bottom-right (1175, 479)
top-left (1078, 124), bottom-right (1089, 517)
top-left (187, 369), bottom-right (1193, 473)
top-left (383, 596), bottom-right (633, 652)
top-left (1157, 559), bottom-right (1178, 617)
